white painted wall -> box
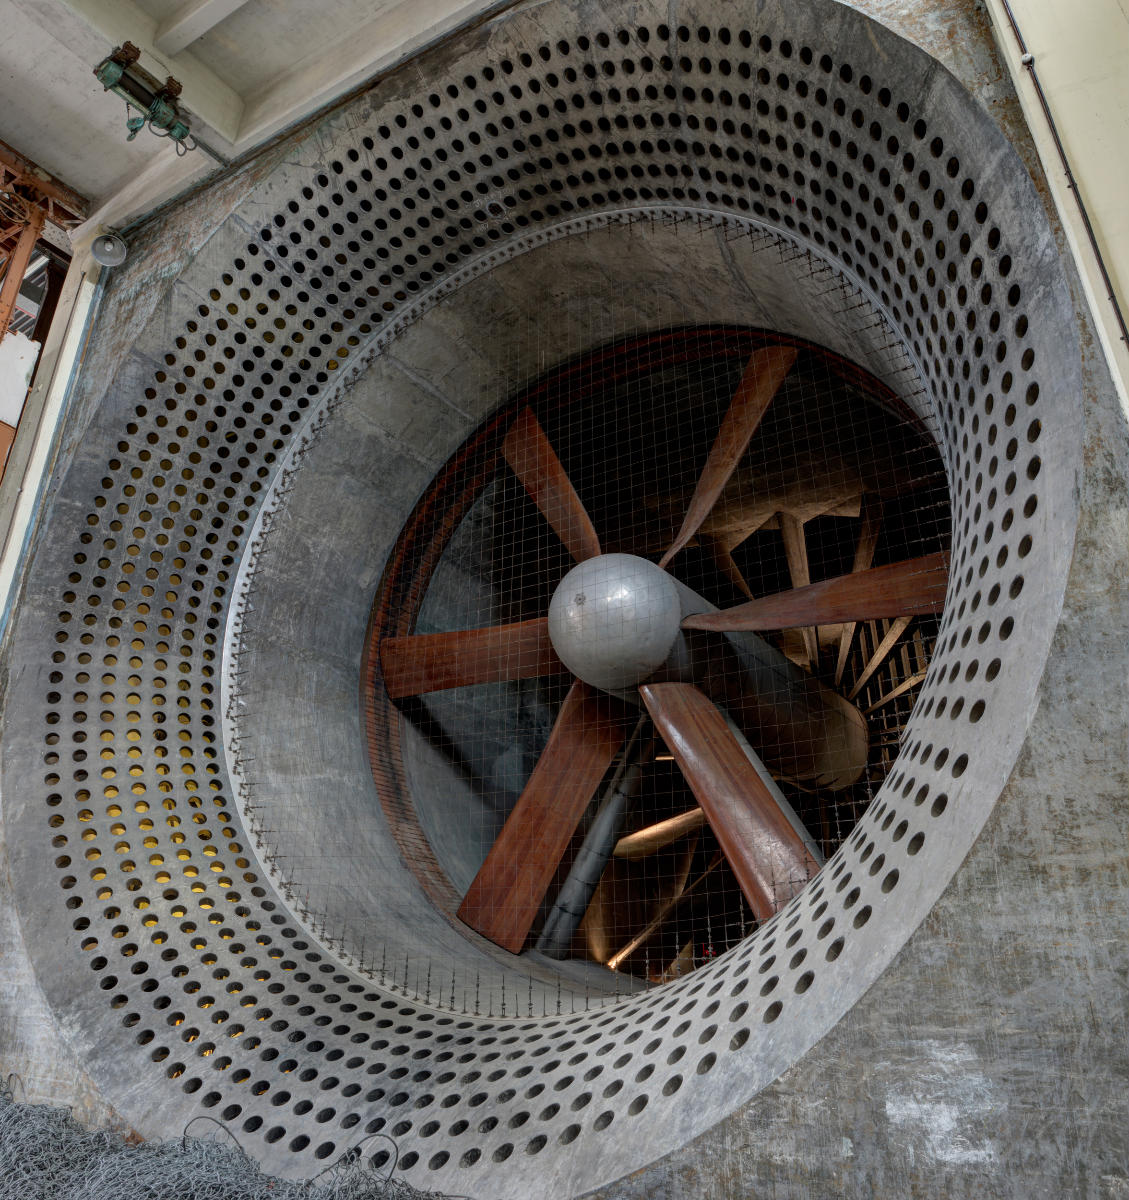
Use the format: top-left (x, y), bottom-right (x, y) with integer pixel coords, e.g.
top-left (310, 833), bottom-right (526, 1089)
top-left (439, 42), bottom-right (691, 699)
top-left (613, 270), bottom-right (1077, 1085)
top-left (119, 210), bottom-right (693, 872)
top-left (0, 332), bottom-right (39, 428)
top-left (984, 0), bottom-right (1129, 408)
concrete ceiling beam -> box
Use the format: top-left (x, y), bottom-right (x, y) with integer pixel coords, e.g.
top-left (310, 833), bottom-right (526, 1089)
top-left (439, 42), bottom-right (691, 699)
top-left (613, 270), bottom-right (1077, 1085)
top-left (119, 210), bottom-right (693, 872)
top-left (234, 0), bottom-right (509, 150)
top-left (152, 0), bottom-right (252, 57)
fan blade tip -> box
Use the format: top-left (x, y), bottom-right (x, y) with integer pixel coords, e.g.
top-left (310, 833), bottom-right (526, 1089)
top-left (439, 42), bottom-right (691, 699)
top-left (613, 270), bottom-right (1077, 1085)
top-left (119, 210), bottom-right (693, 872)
top-left (457, 905), bottom-right (525, 954)
top-left (684, 551), bottom-right (949, 632)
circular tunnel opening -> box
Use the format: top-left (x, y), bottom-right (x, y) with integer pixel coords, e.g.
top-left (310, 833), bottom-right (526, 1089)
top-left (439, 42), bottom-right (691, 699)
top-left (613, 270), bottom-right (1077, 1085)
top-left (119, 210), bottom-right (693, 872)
top-left (1, 1), bottom-right (1080, 1193)
top-left (368, 325), bottom-right (950, 984)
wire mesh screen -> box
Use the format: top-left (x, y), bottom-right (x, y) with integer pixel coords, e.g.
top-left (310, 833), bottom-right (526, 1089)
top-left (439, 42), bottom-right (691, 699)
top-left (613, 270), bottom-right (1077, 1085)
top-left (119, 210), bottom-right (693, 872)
top-left (0, 1081), bottom-right (451, 1199)
top-left (375, 325), bottom-right (949, 988)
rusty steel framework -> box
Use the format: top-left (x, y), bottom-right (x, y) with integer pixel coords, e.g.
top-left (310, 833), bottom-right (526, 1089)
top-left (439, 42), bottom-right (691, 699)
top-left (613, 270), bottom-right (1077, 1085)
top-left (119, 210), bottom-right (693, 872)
top-left (0, 139), bottom-right (85, 339)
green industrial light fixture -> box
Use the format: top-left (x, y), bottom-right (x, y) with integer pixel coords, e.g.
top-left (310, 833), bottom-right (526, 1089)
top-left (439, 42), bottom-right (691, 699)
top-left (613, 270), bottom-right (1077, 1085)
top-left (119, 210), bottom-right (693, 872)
top-left (93, 42), bottom-right (195, 153)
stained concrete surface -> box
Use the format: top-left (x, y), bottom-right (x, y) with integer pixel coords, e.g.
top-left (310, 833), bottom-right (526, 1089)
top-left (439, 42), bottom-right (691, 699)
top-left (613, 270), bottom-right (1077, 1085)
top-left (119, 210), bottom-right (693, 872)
top-left (0, 0), bottom-right (1124, 1195)
top-left (580, 361), bottom-right (1129, 1196)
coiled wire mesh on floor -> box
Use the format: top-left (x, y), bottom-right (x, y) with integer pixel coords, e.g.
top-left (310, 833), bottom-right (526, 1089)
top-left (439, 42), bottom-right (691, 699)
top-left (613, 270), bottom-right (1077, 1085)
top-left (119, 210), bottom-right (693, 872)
top-left (0, 1080), bottom-right (457, 1200)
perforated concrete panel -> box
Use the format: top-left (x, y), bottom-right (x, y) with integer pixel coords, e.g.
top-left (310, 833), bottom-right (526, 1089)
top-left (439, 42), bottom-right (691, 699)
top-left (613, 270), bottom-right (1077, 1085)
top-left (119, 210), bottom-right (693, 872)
top-left (1, 0), bottom-right (1081, 1196)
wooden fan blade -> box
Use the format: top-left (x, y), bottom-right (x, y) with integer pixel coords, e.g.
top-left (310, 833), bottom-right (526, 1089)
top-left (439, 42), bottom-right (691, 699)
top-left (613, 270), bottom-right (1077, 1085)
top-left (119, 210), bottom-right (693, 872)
top-left (607, 851), bottom-right (723, 972)
top-left (864, 668), bottom-right (928, 714)
top-left (702, 534), bottom-right (755, 600)
top-left (659, 938), bottom-right (697, 983)
top-left (847, 614), bottom-right (913, 702)
top-left (613, 808), bottom-right (707, 860)
top-left (659, 345), bottom-right (797, 568)
top-left (502, 406), bottom-right (601, 563)
top-left (381, 618), bottom-right (565, 698)
top-left (681, 551), bottom-right (948, 633)
top-left (778, 512), bottom-right (818, 667)
top-left (458, 680), bottom-right (629, 953)
top-left (639, 682), bottom-right (821, 922)
top-left (835, 494), bottom-right (884, 686)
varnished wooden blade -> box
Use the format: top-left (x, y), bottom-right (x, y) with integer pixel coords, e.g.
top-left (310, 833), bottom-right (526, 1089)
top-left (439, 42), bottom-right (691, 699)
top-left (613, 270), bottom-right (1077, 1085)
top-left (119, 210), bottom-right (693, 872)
top-left (778, 512), bottom-right (818, 667)
top-left (864, 667), bottom-right (927, 715)
top-left (835, 494), bottom-right (884, 686)
top-left (607, 852), bottom-right (723, 972)
top-left (660, 940), bottom-right (697, 982)
top-left (458, 681), bottom-right (628, 953)
top-left (682, 551), bottom-right (948, 633)
top-left (502, 407), bottom-right (601, 563)
top-left (639, 682), bottom-right (821, 922)
top-left (847, 614), bottom-right (913, 701)
top-left (381, 618), bottom-right (565, 698)
top-left (702, 534), bottom-right (754, 599)
top-left (659, 346), bottom-right (797, 568)
top-left (613, 808), bottom-right (707, 860)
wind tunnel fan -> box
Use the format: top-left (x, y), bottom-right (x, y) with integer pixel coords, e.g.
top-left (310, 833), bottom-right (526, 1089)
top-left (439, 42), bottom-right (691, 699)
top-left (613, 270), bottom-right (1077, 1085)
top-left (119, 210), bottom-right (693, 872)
top-left (368, 327), bottom-right (950, 981)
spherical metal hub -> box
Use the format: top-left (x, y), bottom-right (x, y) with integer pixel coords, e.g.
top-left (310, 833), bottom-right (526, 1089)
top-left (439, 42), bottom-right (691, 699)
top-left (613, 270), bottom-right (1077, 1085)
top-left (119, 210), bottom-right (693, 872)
top-left (547, 553), bottom-right (682, 692)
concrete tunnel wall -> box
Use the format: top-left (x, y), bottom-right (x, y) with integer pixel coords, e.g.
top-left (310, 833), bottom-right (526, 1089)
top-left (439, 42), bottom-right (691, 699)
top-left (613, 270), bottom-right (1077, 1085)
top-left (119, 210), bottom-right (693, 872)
top-left (1, 0), bottom-right (1125, 1196)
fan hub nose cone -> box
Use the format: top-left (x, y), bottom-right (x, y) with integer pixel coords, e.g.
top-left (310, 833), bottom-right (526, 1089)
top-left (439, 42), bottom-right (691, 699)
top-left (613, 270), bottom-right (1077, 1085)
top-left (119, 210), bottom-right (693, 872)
top-left (548, 554), bottom-right (682, 692)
